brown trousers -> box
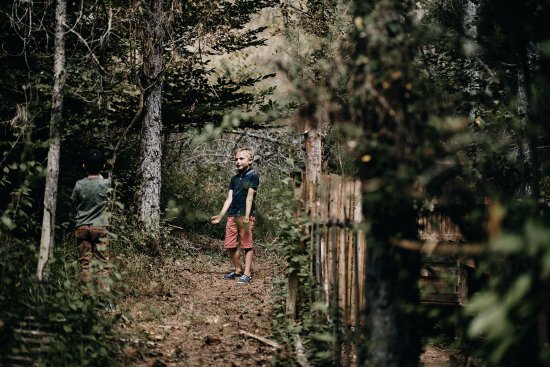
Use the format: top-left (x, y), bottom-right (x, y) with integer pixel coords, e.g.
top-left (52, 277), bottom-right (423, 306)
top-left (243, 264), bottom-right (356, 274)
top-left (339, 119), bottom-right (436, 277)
top-left (75, 225), bottom-right (110, 292)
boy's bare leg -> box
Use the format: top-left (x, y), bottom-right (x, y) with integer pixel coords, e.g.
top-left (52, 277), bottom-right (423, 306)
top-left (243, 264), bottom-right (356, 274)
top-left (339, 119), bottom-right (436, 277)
top-left (229, 248), bottom-right (243, 274)
top-left (243, 249), bottom-right (253, 276)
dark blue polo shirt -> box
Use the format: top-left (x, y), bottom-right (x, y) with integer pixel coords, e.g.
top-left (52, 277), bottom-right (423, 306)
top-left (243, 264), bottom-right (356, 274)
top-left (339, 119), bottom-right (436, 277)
top-left (228, 168), bottom-right (259, 217)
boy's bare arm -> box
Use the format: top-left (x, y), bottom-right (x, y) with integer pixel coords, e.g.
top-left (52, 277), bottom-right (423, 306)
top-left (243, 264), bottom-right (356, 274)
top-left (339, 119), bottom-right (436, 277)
top-left (243, 188), bottom-right (256, 223)
top-left (211, 190), bottom-right (233, 224)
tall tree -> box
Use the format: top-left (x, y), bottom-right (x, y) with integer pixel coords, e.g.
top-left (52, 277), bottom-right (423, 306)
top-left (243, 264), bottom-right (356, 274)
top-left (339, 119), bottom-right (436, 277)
top-left (139, 0), bottom-right (165, 233)
top-left (37, 0), bottom-right (67, 281)
top-left (350, 1), bottom-right (422, 365)
top-left (283, 0), bottom-right (340, 188)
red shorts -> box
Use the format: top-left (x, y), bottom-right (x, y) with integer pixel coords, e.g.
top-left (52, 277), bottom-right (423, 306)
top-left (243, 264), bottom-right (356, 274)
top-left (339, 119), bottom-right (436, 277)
top-left (224, 216), bottom-right (255, 249)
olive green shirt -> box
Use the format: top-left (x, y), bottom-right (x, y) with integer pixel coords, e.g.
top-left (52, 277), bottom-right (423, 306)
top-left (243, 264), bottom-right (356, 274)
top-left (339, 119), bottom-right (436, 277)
top-left (71, 176), bottom-right (111, 228)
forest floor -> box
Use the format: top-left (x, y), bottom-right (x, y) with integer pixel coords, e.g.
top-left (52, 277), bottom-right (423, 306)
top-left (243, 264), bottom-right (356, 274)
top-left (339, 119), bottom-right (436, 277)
top-left (421, 344), bottom-right (452, 367)
top-left (113, 234), bottom-right (455, 367)
top-left (115, 235), bottom-right (284, 367)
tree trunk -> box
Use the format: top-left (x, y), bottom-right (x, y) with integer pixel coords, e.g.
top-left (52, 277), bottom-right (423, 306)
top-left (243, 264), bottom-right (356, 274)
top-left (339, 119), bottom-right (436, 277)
top-left (516, 51), bottom-right (532, 196)
top-left (351, 1), bottom-right (422, 365)
top-left (462, 0), bottom-right (483, 122)
top-left (362, 236), bottom-right (421, 367)
top-left (139, 0), bottom-right (164, 234)
top-left (304, 104), bottom-right (324, 186)
top-left (37, 0), bottom-right (66, 281)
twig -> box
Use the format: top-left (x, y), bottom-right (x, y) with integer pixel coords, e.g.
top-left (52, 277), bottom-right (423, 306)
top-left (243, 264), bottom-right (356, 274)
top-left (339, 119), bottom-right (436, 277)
top-left (238, 330), bottom-right (283, 350)
top-left (364, 76), bottom-right (398, 119)
top-left (63, 23), bottom-right (106, 74)
top-left (226, 130), bottom-right (284, 144)
top-left (391, 239), bottom-right (486, 256)
top-left (111, 85), bottom-right (144, 166)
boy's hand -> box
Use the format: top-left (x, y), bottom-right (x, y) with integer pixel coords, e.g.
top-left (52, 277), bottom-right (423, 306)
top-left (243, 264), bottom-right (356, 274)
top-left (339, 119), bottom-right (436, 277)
top-left (243, 216), bottom-right (250, 230)
top-left (211, 215), bottom-right (222, 224)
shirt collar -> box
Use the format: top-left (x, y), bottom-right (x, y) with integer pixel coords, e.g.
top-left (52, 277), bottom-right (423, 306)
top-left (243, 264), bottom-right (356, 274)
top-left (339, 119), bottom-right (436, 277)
top-left (238, 167), bottom-right (253, 177)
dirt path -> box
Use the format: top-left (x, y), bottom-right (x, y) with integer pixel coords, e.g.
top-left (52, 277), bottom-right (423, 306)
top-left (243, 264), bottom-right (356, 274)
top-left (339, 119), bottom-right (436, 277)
top-left (115, 238), bottom-right (455, 367)
top-left (421, 345), bottom-right (451, 367)
top-left (118, 242), bottom-right (282, 367)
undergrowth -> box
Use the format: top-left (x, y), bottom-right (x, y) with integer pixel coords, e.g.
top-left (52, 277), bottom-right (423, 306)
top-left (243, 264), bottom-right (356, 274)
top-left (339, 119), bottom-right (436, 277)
top-left (0, 233), bottom-right (120, 366)
top-left (268, 178), bottom-right (336, 367)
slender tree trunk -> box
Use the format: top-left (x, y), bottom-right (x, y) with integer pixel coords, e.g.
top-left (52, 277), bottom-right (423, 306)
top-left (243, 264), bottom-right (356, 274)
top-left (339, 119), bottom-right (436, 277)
top-left (516, 51), bottom-right (532, 196)
top-left (287, 107), bottom-right (324, 319)
top-left (515, 46), bottom-right (545, 367)
top-left (37, 0), bottom-right (66, 281)
top-left (462, 0), bottom-right (483, 122)
top-left (139, 0), bottom-right (164, 234)
top-left (304, 113), bottom-right (322, 186)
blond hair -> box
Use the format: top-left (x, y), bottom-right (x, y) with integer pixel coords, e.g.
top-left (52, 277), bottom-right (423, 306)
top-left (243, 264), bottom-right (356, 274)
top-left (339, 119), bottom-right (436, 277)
top-left (234, 147), bottom-right (255, 161)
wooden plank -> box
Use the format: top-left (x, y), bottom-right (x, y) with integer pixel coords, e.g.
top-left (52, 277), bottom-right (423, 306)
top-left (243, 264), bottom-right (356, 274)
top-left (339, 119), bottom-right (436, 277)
top-left (345, 180), bottom-right (353, 325)
top-left (351, 179), bottom-right (360, 326)
top-left (321, 175), bottom-right (330, 305)
top-left (306, 180), bottom-right (317, 284)
top-left (355, 180), bottom-right (366, 325)
top-left (328, 175), bottom-right (341, 366)
top-left (337, 176), bottom-right (346, 319)
top-left (328, 175), bottom-right (339, 313)
top-left (287, 273), bottom-right (298, 318)
top-left (342, 181), bottom-right (353, 364)
top-left (287, 179), bottom-right (305, 319)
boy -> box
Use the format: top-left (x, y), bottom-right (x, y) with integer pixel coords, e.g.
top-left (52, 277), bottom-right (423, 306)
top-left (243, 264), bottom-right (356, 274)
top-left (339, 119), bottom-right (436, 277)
top-left (211, 148), bottom-right (259, 284)
top-left (71, 149), bottom-right (111, 292)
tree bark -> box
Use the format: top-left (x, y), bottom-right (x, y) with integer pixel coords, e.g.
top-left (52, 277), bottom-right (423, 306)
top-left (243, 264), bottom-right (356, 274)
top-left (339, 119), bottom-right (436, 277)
top-left (351, 1), bottom-right (422, 365)
top-left (139, 0), bottom-right (164, 234)
top-left (462, 0), bottom-right (483, 122)
top-left (516, 51), bottom-right (532, 196)
top-left (304, 114), bottom-right (322, 187)
top-left (362, 236), bottom-right (421, 367)
top-left (37, 0), bottom-right (66, 281)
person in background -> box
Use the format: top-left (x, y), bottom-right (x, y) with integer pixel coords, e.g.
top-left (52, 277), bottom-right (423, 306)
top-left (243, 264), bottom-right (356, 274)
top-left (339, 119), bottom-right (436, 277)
top-left (71, 149), bottom-right (112, 293)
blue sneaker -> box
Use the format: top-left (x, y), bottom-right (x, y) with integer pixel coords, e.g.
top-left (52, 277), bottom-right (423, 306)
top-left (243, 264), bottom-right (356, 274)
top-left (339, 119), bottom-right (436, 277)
top-left (237, 274), bottom-right (252, 284)
top-left (223, 271), bottom-right (242, 280)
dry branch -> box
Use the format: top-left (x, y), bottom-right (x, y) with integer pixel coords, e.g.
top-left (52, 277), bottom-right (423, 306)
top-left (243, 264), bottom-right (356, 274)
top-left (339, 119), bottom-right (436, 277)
top-left (238, 330), bottom-right (283, 350)
top-left (391, 239), bottom-right (486, 256)
top-left (294, 333), bottom-right (312, 367)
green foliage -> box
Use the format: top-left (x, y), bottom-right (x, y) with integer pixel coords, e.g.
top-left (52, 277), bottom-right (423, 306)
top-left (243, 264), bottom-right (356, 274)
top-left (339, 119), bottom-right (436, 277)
top-left (161, 123), bottom-right (304, 243)
top-left (466, 219), bottom-right (550, 366)
top-left (323, 122), bottom-right (361, 176)
top-left (412, 2), bottom-right (550, 364)
top-left (163, 159), bottom-right (233, 238)
top-left (0, 237), bottom-right (119, 366)
top-left (268, 177), bottom-right (335, 366)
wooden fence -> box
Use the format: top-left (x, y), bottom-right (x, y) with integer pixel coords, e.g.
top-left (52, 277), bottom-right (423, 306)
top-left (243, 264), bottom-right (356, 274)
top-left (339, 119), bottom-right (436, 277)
top-left (289, 174), bottom-right (469, 326)
top-left (288, 174), bottom-right (470, 365)
top-left (290, 174), bottom-right (367, 326)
